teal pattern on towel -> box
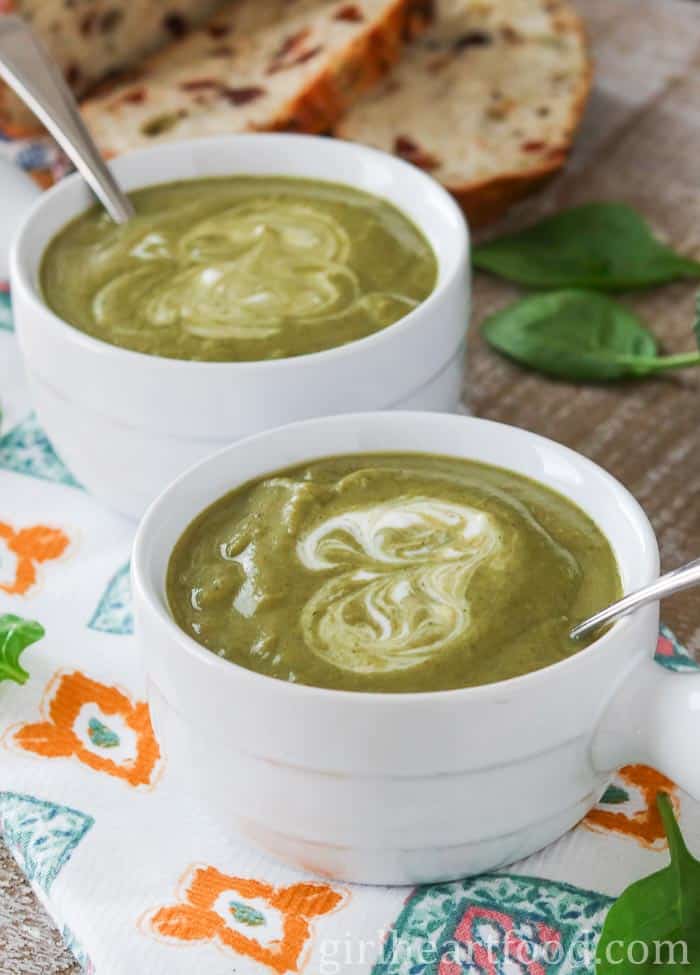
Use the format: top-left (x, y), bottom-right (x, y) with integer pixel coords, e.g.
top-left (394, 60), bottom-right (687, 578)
top-left (0, 414), bottom-right (82, 488)
top-left (88, 563), bottom-right (133, 635)
top-left (0, 792), bottom-right (94, 893)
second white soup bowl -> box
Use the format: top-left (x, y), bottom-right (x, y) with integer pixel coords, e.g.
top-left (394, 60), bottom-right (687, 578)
top-left (132, 411), bottom-right (700, 886)
top-left (9, 134), bottom-right (468, 519)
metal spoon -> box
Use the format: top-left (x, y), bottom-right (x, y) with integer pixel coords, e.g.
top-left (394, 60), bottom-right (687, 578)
top-left (570, 556), bottom-right (700, 640)
top-left (0, 15), bottom-right (134, 223)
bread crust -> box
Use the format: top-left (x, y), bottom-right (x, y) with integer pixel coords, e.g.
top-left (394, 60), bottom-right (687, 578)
top-left (0, 96), bottom-right (38, 140)
top-left (268, 0), bottom-right (432, 133)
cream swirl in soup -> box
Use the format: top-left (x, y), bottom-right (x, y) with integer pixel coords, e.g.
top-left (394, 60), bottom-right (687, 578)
top-left (40, 177), bottom-right (437, 362)
top-left (297, 498), bottom-right (501, 673)
top-left (167, 454), bottom-right (621, 693)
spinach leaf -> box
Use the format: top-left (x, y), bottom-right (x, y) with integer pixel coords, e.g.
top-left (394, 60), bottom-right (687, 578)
top-left (482, 290), bottom-right (700, 381)
top-left (473, 203), bottom-right (700, 291)
top-left (596, 793), bottom-right (700, 974)
top-left (0, 614), bottom-right (44, 685)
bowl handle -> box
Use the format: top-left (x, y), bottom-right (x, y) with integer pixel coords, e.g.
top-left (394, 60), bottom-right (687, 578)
top-left (592, 654), bottom-right (700, 799)
top-left (0, 158), bottom-right (42, 281)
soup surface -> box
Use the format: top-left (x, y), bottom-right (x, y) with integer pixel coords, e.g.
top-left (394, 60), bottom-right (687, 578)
top-left (167, 453), bottom-right (621, 693)
top-left (41, 176), bottom-right (437, 361)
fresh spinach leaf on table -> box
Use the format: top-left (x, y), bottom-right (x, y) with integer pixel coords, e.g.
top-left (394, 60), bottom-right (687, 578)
top-left (0, 613), bottom-right (44, 685)
top-left (481, 290), bottom-right (700, 381)
top-left (473, 203), bottom-right (700, 291)
top-left (596, 792), bottom-right (700, 974)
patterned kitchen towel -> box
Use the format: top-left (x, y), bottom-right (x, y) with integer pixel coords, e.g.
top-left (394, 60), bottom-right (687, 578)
top-left (1, 137), bottom-right (700, 975)
top-left (0, 128), bottom-right (70, 188)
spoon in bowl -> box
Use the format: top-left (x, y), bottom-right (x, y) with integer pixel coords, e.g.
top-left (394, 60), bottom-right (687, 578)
top-left (0, 16), bottom-right (134, 223)
top-left (570, 556), bottom-right (700, 640)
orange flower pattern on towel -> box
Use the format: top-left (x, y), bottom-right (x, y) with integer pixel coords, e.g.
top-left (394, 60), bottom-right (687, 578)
top-left (12, 671), bottom-right (161, 788)
top-left (0, 521), bottom-right (69, 595)
top-left (146, 866), bottom-right (345, 972)
top-left (584, 764), bottom-right (679, 849)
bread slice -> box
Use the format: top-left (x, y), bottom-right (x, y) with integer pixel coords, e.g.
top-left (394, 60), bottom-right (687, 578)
top-left (0, 0), bottom-right (223, 137)
top-left (80, 0), bottom-right (431, 156)
top-left (336, 0), bottom-right (591, 226)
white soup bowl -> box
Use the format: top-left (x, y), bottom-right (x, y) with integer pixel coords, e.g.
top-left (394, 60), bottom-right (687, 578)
top-left (132, 411), bottom-right (700, 885)
top-left (8, 134), bottom-right (468, 518)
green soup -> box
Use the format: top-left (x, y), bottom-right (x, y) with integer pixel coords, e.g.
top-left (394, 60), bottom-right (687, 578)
top-left (40, 176), bottom-right (437, 362)
top-left (167, 453), bottom-right (621, 693)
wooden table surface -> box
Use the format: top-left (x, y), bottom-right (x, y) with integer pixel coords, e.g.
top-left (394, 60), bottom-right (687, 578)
top-left (2, 0), bottom-right (700, 970)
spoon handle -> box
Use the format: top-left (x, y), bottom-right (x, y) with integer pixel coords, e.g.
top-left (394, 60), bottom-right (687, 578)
top-left (570, 556), bottom-right (700, 640)
top-left (0, 16), bottom-right (134, 224)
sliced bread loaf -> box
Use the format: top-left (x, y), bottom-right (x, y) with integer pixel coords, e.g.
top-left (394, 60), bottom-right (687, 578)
top-left (80, 0), bottom-right (431, 155)
top-left (336, 0), bottom-right (590, 226)
top-left (0, 0), bottom-right (223, 136)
